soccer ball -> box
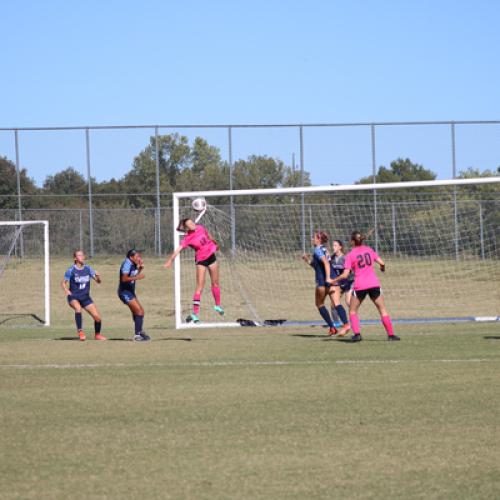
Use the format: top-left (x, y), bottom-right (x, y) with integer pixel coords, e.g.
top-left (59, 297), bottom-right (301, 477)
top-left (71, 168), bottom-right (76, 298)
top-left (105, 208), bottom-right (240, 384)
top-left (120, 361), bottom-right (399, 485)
top-left (192, 198), bottom-right (207, 211)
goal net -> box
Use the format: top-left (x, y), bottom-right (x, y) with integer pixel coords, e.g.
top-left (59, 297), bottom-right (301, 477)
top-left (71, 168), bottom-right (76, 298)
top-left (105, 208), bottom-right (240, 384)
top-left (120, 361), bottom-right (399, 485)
top-left (173, 178), bottom-right (500, 329)
top-left (0, 221), bottom-right (50, 327)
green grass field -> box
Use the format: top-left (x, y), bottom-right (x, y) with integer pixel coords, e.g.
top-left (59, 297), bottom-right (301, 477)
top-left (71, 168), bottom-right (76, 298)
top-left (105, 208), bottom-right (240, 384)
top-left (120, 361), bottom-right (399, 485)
top-left (1, 321), bottom-right (499, 499)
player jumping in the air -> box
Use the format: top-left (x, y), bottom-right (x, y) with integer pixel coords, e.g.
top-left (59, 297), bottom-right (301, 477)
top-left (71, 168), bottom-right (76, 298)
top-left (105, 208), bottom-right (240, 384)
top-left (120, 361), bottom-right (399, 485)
top-left (118, 249), bottom-right (150, 341)
top-left (164, 218), bottom-right (224, 323)
top-left (61, 250), bottom-right (105, 341)
top-left (302, 231), bottom-right (337, 336)
top-left (331, 231), bottom-right (400, 342)
top-left (330, 239), bottom-right (353, 336)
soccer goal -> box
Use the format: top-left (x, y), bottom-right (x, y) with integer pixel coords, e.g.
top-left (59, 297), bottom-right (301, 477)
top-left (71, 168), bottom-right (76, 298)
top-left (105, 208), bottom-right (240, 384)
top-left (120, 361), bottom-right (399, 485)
top-left (172, 177), bottom-right (500, 329)
top-left (0, 221), bottom-right (50, 327)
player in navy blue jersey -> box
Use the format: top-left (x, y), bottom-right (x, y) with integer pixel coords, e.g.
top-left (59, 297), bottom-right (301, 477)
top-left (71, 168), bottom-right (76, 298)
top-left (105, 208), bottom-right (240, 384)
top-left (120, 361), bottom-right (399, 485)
top-left (118, 249), bottom-right (150, 341)
top-left (61, 250), bottom-right (105, 341)
top-left (302, 231), bottom-right (337, 335)
top-left (330, 240), bottom-right (354, 336)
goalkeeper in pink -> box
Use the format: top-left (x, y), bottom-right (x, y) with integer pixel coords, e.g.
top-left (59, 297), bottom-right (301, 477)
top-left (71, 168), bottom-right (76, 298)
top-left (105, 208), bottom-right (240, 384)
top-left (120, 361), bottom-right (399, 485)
top-left (164, 218), bottom-right (223, 323)
top-left (330, 230), bottom-right (400, 342)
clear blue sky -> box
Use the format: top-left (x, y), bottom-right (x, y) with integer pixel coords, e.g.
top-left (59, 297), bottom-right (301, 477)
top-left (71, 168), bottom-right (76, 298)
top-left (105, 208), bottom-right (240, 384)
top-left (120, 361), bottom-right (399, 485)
top-left (1, 0), bottom-right (499, 186)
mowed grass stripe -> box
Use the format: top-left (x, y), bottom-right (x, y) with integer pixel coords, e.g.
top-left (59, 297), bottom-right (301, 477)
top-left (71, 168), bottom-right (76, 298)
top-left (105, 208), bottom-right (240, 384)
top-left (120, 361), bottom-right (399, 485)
top-left (0, 357), bottom-right (498, 370)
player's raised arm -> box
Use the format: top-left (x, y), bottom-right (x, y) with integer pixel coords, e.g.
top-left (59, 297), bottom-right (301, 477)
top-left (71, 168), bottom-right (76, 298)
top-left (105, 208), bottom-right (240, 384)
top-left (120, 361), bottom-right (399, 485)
top-left (164, 246), bottom-right (183, 268)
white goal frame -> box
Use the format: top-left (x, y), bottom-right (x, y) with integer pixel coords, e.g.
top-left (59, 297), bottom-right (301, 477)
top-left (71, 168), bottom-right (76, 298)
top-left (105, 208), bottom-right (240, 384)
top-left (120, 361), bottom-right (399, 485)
top-left (172, 177), bottom-right (500, 330)
top-left (0, 221), bottom-right (50, 326)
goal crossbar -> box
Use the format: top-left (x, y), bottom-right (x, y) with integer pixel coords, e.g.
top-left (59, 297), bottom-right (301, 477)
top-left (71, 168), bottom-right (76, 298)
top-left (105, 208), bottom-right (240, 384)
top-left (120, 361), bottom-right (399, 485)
top-left (173, 177), bottom-right (500, 200)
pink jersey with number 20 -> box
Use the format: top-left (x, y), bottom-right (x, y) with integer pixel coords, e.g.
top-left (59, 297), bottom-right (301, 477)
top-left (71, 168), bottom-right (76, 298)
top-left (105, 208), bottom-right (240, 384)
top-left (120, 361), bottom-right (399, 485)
top-left (180, 225), bottom-right (217, 262)
top-left (344, 245), bottom-right (380, 291)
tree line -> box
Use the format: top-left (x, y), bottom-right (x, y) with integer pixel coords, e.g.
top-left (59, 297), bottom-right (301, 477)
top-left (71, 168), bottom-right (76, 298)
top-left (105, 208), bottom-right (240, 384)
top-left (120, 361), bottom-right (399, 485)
top-left (1, 132), bottom-right (498, 210)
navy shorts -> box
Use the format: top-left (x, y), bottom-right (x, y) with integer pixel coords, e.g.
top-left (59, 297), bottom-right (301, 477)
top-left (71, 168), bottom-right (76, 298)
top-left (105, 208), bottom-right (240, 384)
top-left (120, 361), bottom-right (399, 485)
top-left (196, 253), bottom-right (217, 267)
top-left (118, 290), bottom-right (137, 304)
top-left (353, 287), bottom-right (381, 302)
top-left (316, 280), bottom-right (331, 289)
top-left (67, 295), bottom-right (93, 308)
top-left (339, 279), bottom-right (354, 293)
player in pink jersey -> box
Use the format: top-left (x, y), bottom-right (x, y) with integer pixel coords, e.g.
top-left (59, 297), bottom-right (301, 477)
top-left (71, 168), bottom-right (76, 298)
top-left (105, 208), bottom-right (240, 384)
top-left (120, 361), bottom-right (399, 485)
top-left (164, 218), bottom-right (223, 323)
top-left (331, 230), bottom-right (400, 342)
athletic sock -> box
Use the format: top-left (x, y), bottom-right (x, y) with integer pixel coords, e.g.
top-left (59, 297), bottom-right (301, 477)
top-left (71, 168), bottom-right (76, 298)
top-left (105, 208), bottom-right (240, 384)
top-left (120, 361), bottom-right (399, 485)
top-left (193, 293), bottom-right (201, 315)
top-left (381, 315), bottom-right (394, 336)
top-left (75, 312), bottom-right (83, 331)
top-left (318, 306), bottom-right (334, 328)
top-left (349, 313), bottom-right (361, 334)
top-left (331, 308), bottom-right (340, 323)
top-left (134, 315), bottom-right (144, 334)
top-left (335, 305), bottom-right (348, 325)
top-left (94, 321), bottom-right (102, 334)
top-left (211, 286), bottom-right (221, 306)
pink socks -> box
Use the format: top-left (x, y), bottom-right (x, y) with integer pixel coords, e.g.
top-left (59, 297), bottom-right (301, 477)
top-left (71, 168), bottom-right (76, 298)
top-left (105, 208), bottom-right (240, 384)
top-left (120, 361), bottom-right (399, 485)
top-left (349, 313), bottom-right (361, 334)
top-left (193, 293), bottom-right (201, 314)
top-left (381, 315), bottom-right (394, 336)
top-left (211, 286), bottom-right (221, 306)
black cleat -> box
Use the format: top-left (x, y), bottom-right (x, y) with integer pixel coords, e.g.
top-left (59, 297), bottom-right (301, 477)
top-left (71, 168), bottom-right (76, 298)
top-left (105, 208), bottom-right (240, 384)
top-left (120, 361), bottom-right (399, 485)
top-left (351, 333), bottom-right (362, 342)
top-left (388, 335), bottom-right (401, 341)
top-left (134, 331), bottom-right (151, 341)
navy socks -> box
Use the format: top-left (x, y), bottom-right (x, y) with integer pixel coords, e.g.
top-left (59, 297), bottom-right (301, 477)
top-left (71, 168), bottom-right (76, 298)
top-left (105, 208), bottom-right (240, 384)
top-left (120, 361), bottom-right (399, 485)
top-left (335, 305), bottom-right (348, 325)
top-left (318, 306), bottom-right (333, 328)
top-left (134, 315), bottom-right (144, 334)
top-left (75, 312), bottom-right (82, 331)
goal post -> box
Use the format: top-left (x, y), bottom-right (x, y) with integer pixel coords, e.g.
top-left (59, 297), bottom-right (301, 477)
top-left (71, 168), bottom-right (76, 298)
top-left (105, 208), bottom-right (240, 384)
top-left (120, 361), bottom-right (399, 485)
top-left (172, 177), bottom-right (500, 329)
top-left (0, 221), bottom-right (50, 326)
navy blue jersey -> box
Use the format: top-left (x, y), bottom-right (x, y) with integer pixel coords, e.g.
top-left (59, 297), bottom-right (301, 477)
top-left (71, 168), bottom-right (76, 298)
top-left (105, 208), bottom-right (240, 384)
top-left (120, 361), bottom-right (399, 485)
top-left (118, 258), bottom-right (139, 294)
top-left (331, 254), bottom-right (346, 277)
top-left (311, 245), bottom-right (330, 285)
top-left (64, 264), bottom-right (96, 299)
top-left (331, 254), bottom-right (354, 285)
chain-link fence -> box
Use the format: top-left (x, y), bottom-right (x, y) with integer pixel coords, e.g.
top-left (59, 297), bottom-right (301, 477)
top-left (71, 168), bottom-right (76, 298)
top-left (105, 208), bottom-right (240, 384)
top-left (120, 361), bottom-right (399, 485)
top-left (1, 121), bottom-right (499, 257)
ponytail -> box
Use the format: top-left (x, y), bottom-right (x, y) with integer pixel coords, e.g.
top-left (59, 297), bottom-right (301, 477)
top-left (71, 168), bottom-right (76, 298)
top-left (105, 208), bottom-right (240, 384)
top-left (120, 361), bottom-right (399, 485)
top-left (350, 231), bottom-right (366, 247)
top-left (315, 231), bottom-right (329, 245)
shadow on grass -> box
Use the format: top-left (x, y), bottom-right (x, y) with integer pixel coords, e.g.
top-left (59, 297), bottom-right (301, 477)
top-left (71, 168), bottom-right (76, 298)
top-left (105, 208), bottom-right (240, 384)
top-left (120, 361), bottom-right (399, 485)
top-left (291, 334), bottom-right (330, 339)
top-left (484, 336), bottom-right (500, 340)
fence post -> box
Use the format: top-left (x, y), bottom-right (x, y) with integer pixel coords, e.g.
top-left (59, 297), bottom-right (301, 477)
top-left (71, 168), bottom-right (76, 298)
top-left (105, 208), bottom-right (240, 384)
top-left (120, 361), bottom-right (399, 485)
top-left (85, 128), bottom-right (94, 257)
top-left (155, 126), bottom-right (161, 256)
top-left (299, 125), bottom-right (306, 253)
top-left (228, 126), bottom-right (236, 256)
top-left (79, 209), bottom-right (83, 250)
top-left (14, 130), bottom-right (24, 257)
top-left (370, 124), bottom-right (378, 251)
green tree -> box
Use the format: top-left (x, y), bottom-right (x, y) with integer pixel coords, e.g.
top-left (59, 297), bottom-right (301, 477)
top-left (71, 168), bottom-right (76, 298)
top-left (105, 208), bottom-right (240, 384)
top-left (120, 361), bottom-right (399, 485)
top-left (122, 133), bottom-right (191, 207)
top-left (0, 156), bottom-right (39, 209)
top-left (358, 157), bottom-right (437, 184)
top-left (43, 167), bottom-right (87, 194)
top-left (233, 156), bottom-right (285, 190)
